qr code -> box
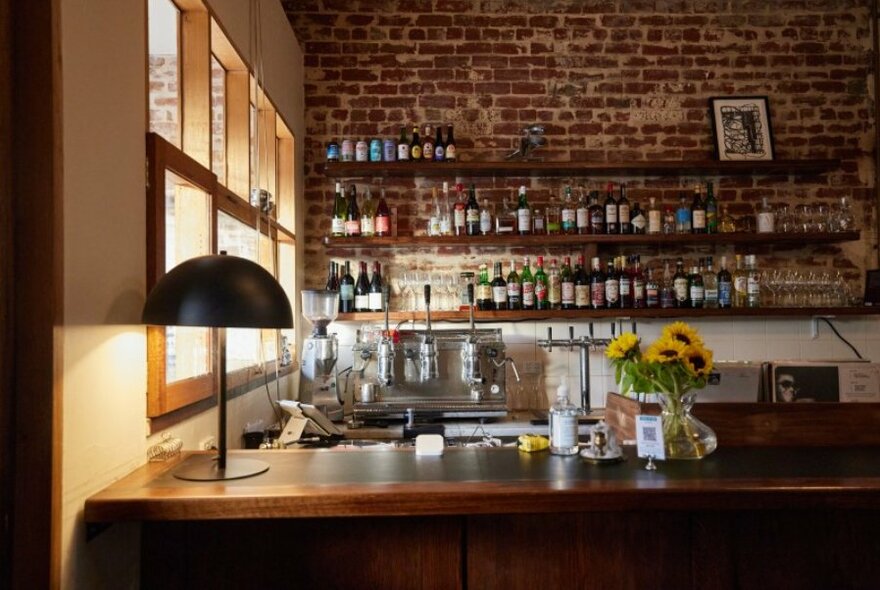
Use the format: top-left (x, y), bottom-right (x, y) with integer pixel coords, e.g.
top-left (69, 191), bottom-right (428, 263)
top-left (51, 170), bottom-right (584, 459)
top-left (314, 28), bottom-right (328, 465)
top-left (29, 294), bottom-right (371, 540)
top-left (642, 426), bottom-right (657, 442)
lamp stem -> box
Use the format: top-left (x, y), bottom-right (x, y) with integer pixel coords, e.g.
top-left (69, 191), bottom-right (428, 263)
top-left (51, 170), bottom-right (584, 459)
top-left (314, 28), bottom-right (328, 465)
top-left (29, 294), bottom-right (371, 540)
top-left (218, 326), bottom-right (227, 470)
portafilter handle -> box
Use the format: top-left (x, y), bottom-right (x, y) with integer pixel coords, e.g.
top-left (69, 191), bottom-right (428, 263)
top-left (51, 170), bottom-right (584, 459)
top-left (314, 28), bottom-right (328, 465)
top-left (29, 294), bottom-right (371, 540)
top-left (467, 283), bottom-right (475, 336)
top-left (424, 284), bottom-right (432, 334)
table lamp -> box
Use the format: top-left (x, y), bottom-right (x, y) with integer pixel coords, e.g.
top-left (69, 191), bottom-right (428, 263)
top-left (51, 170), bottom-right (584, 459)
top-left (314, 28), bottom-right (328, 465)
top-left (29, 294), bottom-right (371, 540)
top-left (143, 253), bottom-right (293, 481)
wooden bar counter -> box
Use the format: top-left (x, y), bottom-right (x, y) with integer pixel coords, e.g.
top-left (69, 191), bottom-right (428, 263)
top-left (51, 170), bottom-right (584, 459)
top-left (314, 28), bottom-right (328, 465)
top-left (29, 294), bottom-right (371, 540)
top-left (86, 445), bottom-right (880, 589)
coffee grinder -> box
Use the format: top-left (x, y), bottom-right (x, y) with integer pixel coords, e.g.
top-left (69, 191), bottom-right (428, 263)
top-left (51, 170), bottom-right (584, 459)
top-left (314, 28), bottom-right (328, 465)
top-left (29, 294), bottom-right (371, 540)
top-left (299, 290), bottom-right (343, 421)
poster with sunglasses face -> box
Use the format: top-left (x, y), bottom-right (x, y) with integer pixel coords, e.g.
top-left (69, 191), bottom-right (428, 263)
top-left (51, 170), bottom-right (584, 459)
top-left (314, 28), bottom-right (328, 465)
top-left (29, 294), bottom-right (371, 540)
top-left (772, 364), bottom-right (840, 403)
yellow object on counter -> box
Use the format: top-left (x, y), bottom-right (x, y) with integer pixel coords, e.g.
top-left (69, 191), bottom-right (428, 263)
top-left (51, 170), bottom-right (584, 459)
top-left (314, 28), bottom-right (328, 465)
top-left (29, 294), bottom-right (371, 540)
top-left (517, 434), bottom-right (549, 452)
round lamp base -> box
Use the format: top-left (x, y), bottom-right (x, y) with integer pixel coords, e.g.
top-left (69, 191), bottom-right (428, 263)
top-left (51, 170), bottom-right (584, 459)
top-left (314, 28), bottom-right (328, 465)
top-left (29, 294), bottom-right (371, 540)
top-left (173, 455), bottom-right (270, 481)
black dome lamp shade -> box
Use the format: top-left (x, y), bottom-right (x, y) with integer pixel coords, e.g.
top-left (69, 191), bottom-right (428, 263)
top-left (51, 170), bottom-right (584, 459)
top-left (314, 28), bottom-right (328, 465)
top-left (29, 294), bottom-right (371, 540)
top-left (143, 253), bottom-right (293, 481)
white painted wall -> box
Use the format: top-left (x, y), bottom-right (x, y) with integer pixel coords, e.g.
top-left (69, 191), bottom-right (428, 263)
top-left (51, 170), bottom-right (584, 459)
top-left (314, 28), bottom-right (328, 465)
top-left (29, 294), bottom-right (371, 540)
top-left (59, 0), bottom-right (303, 587)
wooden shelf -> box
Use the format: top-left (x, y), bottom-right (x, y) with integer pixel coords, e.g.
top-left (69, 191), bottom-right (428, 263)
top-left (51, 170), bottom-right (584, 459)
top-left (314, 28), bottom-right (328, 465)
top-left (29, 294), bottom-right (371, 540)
top-left (335, 306), bottom-right (880, 323)
top-left (324, 231), bottom-right (860, 250)
top-left (322, 159), bottom-right (840, 179)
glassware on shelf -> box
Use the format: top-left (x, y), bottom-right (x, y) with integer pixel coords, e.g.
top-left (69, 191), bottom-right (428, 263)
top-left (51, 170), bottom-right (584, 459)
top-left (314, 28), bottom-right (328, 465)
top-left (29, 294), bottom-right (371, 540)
top-left (833, 197), bottom-right (855, 232)
top-left (718, 206), bottom-right (737, 233)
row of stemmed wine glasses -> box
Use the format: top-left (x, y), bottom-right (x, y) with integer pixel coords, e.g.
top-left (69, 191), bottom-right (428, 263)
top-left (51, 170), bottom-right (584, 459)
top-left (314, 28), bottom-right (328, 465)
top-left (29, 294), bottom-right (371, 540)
top-left (760, 269), bottom-right (853, 307)
top-left (392, 271), bottom-right (460, 311)
top-left (775, 198), bottom-right (855, 234)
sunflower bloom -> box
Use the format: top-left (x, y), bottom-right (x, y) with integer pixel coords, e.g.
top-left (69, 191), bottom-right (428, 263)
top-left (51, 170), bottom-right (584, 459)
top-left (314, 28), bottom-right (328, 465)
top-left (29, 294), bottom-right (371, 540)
top-left (662, 321), bottom-right (703, 348)
top-left (606, 333), bottom-right (640, 360)
top-left (683, 345), bottom-right (714, 378)
top-left (643, 337), bottom-right (688, 364)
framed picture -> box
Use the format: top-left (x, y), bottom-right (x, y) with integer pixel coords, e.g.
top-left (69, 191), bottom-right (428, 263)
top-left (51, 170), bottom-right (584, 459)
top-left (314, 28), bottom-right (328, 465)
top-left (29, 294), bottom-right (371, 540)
top-left (771, 361), bottom-right (880, 403)
top-left (709, 96), bottom-right (775, 161)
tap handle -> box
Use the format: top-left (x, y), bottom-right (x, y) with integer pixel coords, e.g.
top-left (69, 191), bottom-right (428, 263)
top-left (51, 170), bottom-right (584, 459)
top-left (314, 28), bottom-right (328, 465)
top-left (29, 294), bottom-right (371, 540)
top-left (424, 284), bottom-right (431, 307)
top-left (611, 322), bottom-right (616, 338)
top-left (632, 321), bottom-right (637, 335)
top-left (508, 358), bottom-right (521, 382)
top-left (569, 325), bottom-right (575, 342)
top-left (467, 283), bottom-right (474, 305)
top-left (589, 322), bottom-right (594, 339)
top-left (546, 326), bottom-right (552, 352)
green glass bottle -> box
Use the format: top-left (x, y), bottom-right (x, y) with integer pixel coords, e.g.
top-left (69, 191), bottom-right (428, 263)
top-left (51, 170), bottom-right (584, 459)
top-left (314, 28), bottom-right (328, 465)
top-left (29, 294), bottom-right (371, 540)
top-left (506, 259), bottom-right (521, 310)
top-left (330, 182), bottom-right (347, 237)
top-left (476, 262), bottom-right (494, 311)
top-left (520, 256), bottom-right (535, 310)
top-left (705, 181), bottom-right (718, 234)
top-left (534, 256), bottom-right (549, 310)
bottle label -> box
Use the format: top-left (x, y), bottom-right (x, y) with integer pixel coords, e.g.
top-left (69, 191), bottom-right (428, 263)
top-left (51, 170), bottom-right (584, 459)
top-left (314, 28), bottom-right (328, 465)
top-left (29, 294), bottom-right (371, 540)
top-left (429, 216), bottom-right (441, 236)
top-left (375, 215), bottom-right (390, 234)
top-left (632, 213), bottom-right (646, 231)
top-left (369, 140), bottom-right (382, 162)
top-left (445, 144), bottom-right (456, 160)
top-left (517, 208), bottom-right (531, 232)
top-left (575, 284), bottom-right (590, 307)
top-left (355, 294), bottom-right (369, 310)
top-left (618, 204), bottom-right (630, 223)
top-left (676, 208), bottom-right (691, 228)
top-left (605, 205), bottom-right (618, 223)
top-left (397, 144), bottom-right (410, 160)
top-left (620, 278), bottom-right (631, 297)
top-left (439, 217), bottom-right (451, 235)
top-left (331, 218), bottom-right (345, 234)
top-left (480, 210), bottom-right (492, 233)
top-left (383, 140), bottom-right (396, 162)
top-left (344, 220), bottom-right (361, 236)
top-left (690, 285), bottom-right (704, 301)
top-left (693, 210), bottom-right (706, 229)
top-left (551, 414), bottom-right (578, 450)
top-left (674, 278), bottom-right (689, 301)
top-left (548, 275), bottom-right (561, 304)
top-left (355, 141), bottom-right (368, 162)
top-left (757, 212), bottom-right (775, 233)
top-left (734, 276), bottom-right (748, 296)
top-left (704, 288), bottom-right (718, 303)
top-left (660, 288), bottom-right (675, 308)
top-left (591, 283), bottom-right (605, 307)
top-left (327, 143), bottom-right (339, 161)
top-left (561, 209), bottom-right (576, 230)
top-left (340, 284), bottom-right (354, 302)
top-left (576, 208), bottom-right (589, 228)
top-left (535, 280), bottom-right (548, 302)
top-left (522, 281), bottom-right (535, 306)
top-left (454, 208), bottom-right (466, 230)
top-left (747, 277), bottom-right (760, 296)
top-left (507, 281), bottom-right (521, 301)
top-left (434, 145), bottom-right (445, 161)
top-left (646, 286), bottom-right (659, 306)
top-left (422, 141), bottom-right (434, 157)
top-left (477, 283), bottom-right (492, 302)
top-left (718, 280), bottom-right (732, 306)
top-left (561, 281), bottom-right (575, 304)
top-left (492, 285), bottom-right (507, 304)
top-left (411, 145), bottom-right (422, 160)
top-left (648, 210), bottom-right (661, 233)
top-left (633, 279), bottom-right (645, 301)
top-left (466, 209), bottom-right (480, 224)
top-left (368, 292), bottom-right (383, 311)
top-left (605, 280), bottom-right (619, 303)
top-left (361, 217), bottom-right (375, 235)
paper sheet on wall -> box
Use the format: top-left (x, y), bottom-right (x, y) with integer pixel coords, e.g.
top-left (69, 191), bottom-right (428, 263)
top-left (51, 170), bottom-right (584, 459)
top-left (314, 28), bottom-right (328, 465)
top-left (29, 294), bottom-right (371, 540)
top-left (839, 364), bottom-right (880, 402)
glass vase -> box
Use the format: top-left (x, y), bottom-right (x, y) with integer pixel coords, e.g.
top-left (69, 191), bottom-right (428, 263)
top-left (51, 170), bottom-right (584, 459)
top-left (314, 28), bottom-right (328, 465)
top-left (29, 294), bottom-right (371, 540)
top-left (657, 391), bottom-right (717, 459)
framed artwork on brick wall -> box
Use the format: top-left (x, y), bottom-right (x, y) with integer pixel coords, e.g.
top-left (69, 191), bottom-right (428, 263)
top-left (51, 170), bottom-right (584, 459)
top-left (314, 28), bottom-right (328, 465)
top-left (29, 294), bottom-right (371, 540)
top-left (709, 96), bottom-right (775, 161)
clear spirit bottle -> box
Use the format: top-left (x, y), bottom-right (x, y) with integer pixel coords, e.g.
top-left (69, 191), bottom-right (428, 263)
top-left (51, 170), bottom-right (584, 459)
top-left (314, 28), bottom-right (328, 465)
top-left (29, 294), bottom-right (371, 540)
top-left (549, 384), bottom-right (579, 456)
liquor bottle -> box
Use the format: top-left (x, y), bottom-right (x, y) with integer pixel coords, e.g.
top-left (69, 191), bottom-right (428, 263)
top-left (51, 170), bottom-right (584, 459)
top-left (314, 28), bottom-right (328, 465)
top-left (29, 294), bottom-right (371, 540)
top-left (549, 384), bottom-right (579, 456)
top-left (325, 261), bottom-right (339, 291)
top-left (466, 184), bottom-right (480, 236)
top-left (331, 181), bottom-right (347, 237)
top-left (632, 255), bottom-right (646, 309)
top-left (422, 124), bottom-right (434, 162)
top-left (645, 267), bottom-right (659, 308)
top-left (703, 256), bottom-right (718, 309)
top-left (756, 197), bottom-right (775, 233)
top-left (574, 255), bottom-right (590, 310)
top-left (618, 182), bottom-right (631, 234)
top-left (476, 263), bottom-right (494, 311)
top-left (491, 261), bottom-right (508, 311)
top-left (676, 192), bottom-right (691, 233)
top-left (532, 207), bottom-right (545, 235)
top-left (604, 182), bottom-right (618, 234)
top-left (410, 125), bottom-right (422, 161)
top-left (745, 254), bottom-right (761, 307)
top-left (662, 205), bottom-right (676, 234)
top-left (732, 254), bottom-right (748, 308)
top-left (588, 190), bottom-right (605, 234)
top-left (433, 125), bottom-right (445, 161)
top-left (397, 126), bottom-right (410, 161)
top-left (561, 186), bottom-right (577, 234)
top-left (360, 188), bottom-right (376, 237)
top-left (673, 257), bottom-right (689, 307)
top-left (339, 261), bottom-right (355, 313)
top-left (521, 256), bottom-right (535, 310)
top-left (444, 124), bottom-right (456, 162)
top-left (345, 184), bottom-right (361, 237)
top-left (560, 256), bottom-right (575, 310)
top-left (507, 259), bottom-right (522, 310)
top-left (589, 257), bottom-right (606, 309)
top-left (719, 205), bottom-right (736, 233)
top-left (705, 181), bottom-right (718, 234)
top-left (545, 194), bottom-right (561, 235)
top-left (691, 185), bottom-right (707, 234)
top-left (630, 201), bottom-right (646, 235)
top-left (576, 186), bottom-right (590, 235)
top-left (619, 256), bottom-right (632, 308)
top-left (439, 182), bottom-right (452, 235)
top-left (326, 137), bottom-right (339, 162)
top-left (534, 256), bottom-right (549, 310)
top-left (479, 197), bottom-right (493, 235)
top-left (453, 183), bottom-right (467, 236)
top-left (688, 265), bottom-right (704, 309)
top-left (368, 261), bottom-right (384, 311)
top-left (547, 258), bottom-right (561, 310)
top-left (604, 257), bottom-right (620, 308)
top-left (717, 256), bottom-right (733, 309)
top-left (354, 261), bottom-right (370, 312)
top-left (375, 187), bottom-right (391, 237)
top-left (428, 188), bottom-right (441, 236)
top-left (495, 196), bottom-right (516, 234)
top-left (516, 185), bottom-right (531, 235)
top-left (647, 197), bottom-right (661, 235)
top-left (659, 260), bottom-right (674, 309)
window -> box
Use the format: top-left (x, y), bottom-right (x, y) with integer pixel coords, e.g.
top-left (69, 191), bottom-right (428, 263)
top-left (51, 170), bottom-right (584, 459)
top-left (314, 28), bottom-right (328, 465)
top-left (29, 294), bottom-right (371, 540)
top-left (146, 0), bottom-right (297, 429)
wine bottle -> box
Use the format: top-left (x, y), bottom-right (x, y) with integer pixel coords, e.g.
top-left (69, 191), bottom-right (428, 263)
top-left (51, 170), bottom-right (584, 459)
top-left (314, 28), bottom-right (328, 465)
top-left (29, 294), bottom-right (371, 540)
top-left (439, 181), bottom-right (452, 235)
top-left (375, 187), bottom-right (390, 237)
top-left (589, 257), bottom-right (606, 309)
top-left (574, 255), bottom-right (590, 310)
top-left (410, 125), bottom-right (422, 161)
top-left (466, 184), bottom-right (480, 236)
top-left (331, 182), bottom-right (347, 237)
top-left (325, 261), bottom-right (339, 291)
top-left (589, 190), bottom-right (604, 234)
top-left (688, 265), bottom-right (704, 309)
top-left (354, 261), bottom-right (370, 312)
top-left (560, 256), bottom-right (575, 310)
top-left (453, 183), bottom-right (467, 236)
top-left (397, 126), bottom-right (410, 161)
top-left (647, 197), bottom-right (661, 235)
top-left (705, 181), bottom-right (718, 234)
top-left (717, 256), bottom-right (733, 309)
top-left (547, 258), bottom-right (561, 310)
top-left (444, 124), bottom-right (456, 161)
top-left (360, 187), bottom-right (376, 237)
top-left (619, 256), bottom-right (632, 308)
top-left (339, 261), bottom-right (355, 313)
top-left (618, 182), bottom-right (631, 234)
top-left (476, 263), bottom-right (494, 311)
top-left (506, 259), bottom-right (521, 310)
top-left (604, 257), bottom-right (620, 308)
top-left (345, 184), bottom-right (361, 237)
top-left (521, 256), bottom-right (535, 310)
top-left (632, 255), bottom-right (646, 309)
top-left (368, 261), bottom-right (383, 311)
top-left (673, 257), bottom-right (689, 308)
top-left (630, 201), bottom-right (646, 235)
top-left (733, 254), bottom-right (747, 308)
top-left (516, 185), bottom-right (531, 235)
top-left (604, 182), bottom-right (618, 234)
top-left (433, 125), bottom-right (445, 161)
top-left (691, 184), bottom-right (707, 234)
top-left (576, 186), bottom-right (590, 235)
top-left (491, 261), bottom-right (508, 311)
top-left (534, 256), bottom-right (549, 311)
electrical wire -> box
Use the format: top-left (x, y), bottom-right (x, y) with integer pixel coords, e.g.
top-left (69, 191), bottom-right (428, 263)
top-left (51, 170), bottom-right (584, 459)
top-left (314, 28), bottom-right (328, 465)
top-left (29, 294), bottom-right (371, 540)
top-left (819, 317), bottom-right (864, 360)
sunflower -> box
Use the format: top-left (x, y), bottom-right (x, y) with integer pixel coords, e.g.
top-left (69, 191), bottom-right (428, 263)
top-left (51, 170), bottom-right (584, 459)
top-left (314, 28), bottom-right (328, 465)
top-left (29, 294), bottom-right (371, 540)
top-left (605, 333), bottom-right (640, 360)
top-left (682, 344), bottom-right (714, 378)
top-left (662, 321), bottom-right (703, 348)
top-left (643, 337), bottom-right (688, 364)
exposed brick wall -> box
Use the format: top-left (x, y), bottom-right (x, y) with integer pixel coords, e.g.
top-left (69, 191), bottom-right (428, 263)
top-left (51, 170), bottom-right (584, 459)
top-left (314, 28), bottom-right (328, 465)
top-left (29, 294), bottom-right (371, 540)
top-left (148, 55), bottom-right (180, 147)
top-left (284, 0), bottom-right (875, 291)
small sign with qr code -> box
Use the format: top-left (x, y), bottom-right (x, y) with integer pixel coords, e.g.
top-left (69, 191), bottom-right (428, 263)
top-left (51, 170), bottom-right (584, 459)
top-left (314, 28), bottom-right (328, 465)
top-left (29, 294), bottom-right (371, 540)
top-left (636, 415), bottom-right (665, 461)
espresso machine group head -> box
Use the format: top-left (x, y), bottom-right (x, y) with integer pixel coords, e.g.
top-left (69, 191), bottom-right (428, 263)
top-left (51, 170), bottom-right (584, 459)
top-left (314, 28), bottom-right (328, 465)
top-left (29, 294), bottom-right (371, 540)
top-left (299, 289), bottom-right (343, 421)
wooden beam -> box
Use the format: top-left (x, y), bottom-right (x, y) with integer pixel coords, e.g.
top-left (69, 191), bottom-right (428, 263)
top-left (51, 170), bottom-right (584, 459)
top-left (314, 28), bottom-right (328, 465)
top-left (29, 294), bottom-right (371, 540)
top-left (0, 0), bottom-right (12, 580)
top-left (181, 10), bottom-right (211, 168)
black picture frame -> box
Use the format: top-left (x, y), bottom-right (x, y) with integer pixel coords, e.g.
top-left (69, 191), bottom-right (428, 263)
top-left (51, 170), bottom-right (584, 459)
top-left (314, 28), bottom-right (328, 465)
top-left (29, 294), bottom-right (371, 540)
top-left (709, 96), bottom-right (775, 161)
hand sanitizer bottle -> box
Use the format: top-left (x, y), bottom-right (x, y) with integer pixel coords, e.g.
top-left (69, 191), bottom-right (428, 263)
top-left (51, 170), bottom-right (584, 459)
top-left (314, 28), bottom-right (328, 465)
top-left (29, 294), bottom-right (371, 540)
top-left (549, 382), bottom-right (579, 455)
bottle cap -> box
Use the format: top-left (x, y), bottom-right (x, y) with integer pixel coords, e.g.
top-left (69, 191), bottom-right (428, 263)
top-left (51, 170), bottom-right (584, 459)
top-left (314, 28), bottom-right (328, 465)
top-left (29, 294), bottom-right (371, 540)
top-left (556, 381), bottom-right (569, 401)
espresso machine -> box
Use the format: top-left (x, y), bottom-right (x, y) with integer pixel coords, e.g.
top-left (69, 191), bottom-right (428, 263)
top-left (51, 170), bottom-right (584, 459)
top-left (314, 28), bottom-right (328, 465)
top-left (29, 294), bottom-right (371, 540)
top-left (299, 290), bottom-right (343, 421)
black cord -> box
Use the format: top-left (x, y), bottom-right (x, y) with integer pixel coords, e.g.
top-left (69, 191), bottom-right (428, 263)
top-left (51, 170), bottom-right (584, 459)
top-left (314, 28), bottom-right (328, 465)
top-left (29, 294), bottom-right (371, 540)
top-left (264, 368), bottom-right (284, 430)
top-left (819, 317), bottom-right (864, 360)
